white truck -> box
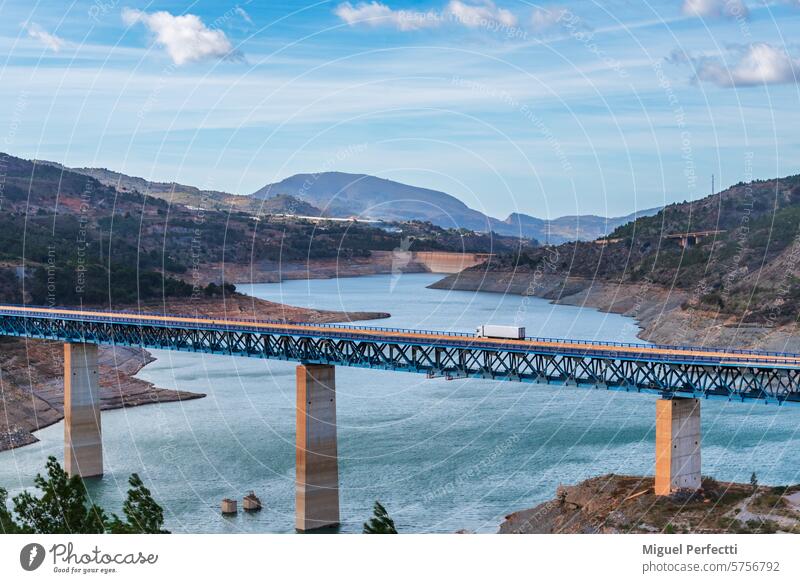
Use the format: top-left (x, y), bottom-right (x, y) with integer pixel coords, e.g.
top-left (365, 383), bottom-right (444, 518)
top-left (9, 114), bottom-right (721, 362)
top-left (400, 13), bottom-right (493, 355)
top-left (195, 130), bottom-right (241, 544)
top-left (476, 325), bottom-right (526, 339)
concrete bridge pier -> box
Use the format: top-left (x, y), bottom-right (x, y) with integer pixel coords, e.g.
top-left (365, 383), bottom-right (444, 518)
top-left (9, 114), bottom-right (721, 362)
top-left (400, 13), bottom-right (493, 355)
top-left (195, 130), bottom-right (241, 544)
top-left (295, 363), bottom-right (340, 531)
top-left (655, 397), bottom-right (701, 496)
top-left (64, 343), bottom-right (103, 478)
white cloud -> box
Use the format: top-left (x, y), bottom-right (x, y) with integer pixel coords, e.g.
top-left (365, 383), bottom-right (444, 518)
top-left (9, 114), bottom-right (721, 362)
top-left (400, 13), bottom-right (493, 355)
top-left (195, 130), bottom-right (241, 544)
top-left (446, 0), bottom-right (517, 28)
top-left (678, 43), bottom-right (799, 87)
top-left (334, 2), bottom-right (441, 31)
top-left (530, 6), bottom-right (567, 32)
top-left (122, 8), bottom-right (238, 65)
top-left (681, 0), bottom-right (749, 20)
top-left (22, 22), bottom-right (65, 52)
top-left (334, 1), bottom-right (519, 31)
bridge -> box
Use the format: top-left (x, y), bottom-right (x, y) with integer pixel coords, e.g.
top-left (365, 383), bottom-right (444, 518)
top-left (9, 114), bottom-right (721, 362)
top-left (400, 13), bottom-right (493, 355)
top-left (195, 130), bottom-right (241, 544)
top-left (665, 230), bottom-right (727, 249)
top-left (2, 304), bottom-right (800, 530)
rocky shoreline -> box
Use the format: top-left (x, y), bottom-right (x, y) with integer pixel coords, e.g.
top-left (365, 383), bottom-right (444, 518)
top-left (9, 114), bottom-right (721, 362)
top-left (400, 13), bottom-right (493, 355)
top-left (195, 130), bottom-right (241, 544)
top-left (0, 293), bottom-right (389, 453)
top-left (429, 270), bottom-right (800, 353)
top-left (0, 341), bottom-right (199, 452)
top-left (499, 474), bottom-right (800, 534)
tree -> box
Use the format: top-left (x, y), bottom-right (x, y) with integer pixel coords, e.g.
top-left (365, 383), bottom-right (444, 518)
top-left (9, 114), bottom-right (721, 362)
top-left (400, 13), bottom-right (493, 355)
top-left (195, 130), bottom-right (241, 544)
top-left (12, 456), bottom-right (107, 534)
top-left (2, 457), bottom-right (168, 534)
top-left (750, 472), bottom-right (759, 493)
top-left (363, 501), bottom-right (397, 534)
top-left (0, 488), bottom-right (20, 534)
top-left (107, 473), bottom-right (169, 534)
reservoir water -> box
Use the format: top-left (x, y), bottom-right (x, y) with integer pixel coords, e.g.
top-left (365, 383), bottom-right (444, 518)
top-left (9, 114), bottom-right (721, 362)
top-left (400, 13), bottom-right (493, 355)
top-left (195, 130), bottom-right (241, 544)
top-left (1, 273), bottom-right (799, 532)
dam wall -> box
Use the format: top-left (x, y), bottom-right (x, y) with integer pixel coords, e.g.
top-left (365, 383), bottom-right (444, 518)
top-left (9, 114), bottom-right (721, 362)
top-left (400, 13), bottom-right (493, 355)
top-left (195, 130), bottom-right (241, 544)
top-left (408, 251), bottom-right (491, 274)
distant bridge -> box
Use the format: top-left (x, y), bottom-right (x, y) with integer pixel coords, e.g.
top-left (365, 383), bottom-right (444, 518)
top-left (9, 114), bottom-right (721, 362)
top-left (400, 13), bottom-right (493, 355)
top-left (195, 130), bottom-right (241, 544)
top-left (2, 305), bottom-right (800, 530)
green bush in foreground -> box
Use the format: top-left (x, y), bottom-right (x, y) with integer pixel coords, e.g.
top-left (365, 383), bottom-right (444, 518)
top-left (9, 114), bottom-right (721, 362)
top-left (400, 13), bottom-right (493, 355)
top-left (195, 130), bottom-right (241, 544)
top-left (363, 501), bottom-right (397, 534)
top-left (0, 456), bottom-right (168, 534)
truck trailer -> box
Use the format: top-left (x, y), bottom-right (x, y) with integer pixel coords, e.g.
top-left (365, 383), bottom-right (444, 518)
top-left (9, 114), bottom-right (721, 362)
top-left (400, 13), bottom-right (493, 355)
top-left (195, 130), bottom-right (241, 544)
top-left (475, 325), bottom-right (526, 340)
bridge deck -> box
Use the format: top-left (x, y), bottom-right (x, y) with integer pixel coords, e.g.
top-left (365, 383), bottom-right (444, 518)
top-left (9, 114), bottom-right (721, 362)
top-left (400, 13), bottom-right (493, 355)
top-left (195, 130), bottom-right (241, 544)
top-left (1, 304), bottom-right (798, 368)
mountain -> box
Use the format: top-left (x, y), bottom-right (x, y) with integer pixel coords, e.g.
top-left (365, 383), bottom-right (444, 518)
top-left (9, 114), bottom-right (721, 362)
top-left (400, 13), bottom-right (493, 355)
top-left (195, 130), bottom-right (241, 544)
top-left (251, 172), bottom-right (494, 230)
top-left (251, 171), bottom-right (660, 243)
top-left (503, 207), bottom-right (661, 244)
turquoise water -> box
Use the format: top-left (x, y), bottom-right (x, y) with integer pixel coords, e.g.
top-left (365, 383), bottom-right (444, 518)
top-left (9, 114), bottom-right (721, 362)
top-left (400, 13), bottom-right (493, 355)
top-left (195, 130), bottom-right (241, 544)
top-left (1, 273), bottom-right (799, 532)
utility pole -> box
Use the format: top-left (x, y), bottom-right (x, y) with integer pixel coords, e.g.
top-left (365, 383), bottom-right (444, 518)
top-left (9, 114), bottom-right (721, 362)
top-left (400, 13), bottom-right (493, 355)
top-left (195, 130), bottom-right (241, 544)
top-left (711, 174), bottom-right (714, 196)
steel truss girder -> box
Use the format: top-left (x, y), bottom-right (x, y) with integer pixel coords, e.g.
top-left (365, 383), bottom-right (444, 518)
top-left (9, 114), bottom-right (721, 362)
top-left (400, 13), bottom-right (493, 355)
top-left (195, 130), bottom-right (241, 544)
top-left (2, 315), bottom-right (799, 405)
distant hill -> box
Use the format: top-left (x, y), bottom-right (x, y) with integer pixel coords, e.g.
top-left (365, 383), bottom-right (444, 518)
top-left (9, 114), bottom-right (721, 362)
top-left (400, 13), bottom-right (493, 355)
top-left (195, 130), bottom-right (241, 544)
top-left (256, 194), bottom-right (323, 216)
top-left (251, 172), bottom-right (659, 243)
top-left (503, 207), bottom-right (661, 244)
top-left (36, 161), bottom-right (248, 212)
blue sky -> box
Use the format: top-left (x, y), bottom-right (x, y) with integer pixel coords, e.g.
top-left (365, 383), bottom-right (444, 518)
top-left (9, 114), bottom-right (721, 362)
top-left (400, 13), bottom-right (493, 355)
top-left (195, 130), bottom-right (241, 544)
top-left (1, 0), bottom-right (799, 219)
